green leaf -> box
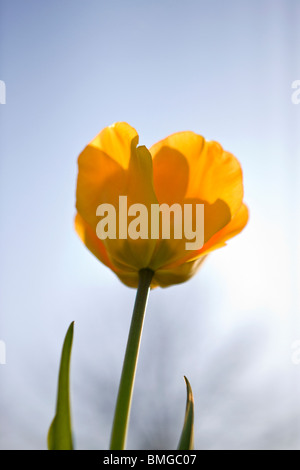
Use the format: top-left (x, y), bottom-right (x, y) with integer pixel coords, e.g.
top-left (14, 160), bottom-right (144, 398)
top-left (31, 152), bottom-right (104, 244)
top-left (47, 322), bottom-right (74, 450)
top-left (177, 376), bottom-right (194, 450)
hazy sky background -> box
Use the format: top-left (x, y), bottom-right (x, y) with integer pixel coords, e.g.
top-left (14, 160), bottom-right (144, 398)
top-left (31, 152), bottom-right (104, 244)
top-left (0, 0), bottom-right (300, 449)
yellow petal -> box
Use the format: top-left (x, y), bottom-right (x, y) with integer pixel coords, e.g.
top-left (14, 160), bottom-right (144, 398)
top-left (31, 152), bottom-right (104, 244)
top-left (89, 122), bottom-right (139, 169)
top-left (74, 213), bottom-right (116, 271)
top-left (76, 123), bottom-right (158, 269)
top-left (150, 131), bottom-right (244, 217)
top-left (75, 213), bottom-right (143, 287)
top-left (197, 202), bottom-right (249, 257)
top-left (76, 122), bottom-right (138, 229)
top-left (153, 256), bottom-right (207, 288)
top-left (168, 203), bottom-right (249, 268)
top-left (148, 131), bottom-right (242, 269)
top-left (147, 197), bottom-right (231, 271)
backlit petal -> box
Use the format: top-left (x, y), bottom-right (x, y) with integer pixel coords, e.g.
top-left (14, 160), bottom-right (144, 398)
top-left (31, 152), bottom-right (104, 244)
top-left (167, 203), bottom-right (249, 268)
top-left (150, 131), bottom-right (244, 217)
top-left (76, 124), bottom-right (158, 269)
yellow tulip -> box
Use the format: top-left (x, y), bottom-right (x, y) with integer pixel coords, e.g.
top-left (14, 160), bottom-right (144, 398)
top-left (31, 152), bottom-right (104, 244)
top-left (75, 122), bottom-right (248, 288)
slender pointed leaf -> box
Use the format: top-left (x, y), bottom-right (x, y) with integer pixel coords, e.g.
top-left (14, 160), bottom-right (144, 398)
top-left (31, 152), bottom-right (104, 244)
top-left (177, 376), bottom-right (194, 450)
top-left (48, 322), bottom-right (74, 450)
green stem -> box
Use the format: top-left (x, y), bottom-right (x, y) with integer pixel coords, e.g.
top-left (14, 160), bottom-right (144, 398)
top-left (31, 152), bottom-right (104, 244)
top-left (109, 268), bottom-right (154, 450)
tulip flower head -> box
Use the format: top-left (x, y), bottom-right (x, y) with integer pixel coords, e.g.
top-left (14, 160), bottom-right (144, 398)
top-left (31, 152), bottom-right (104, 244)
top-left (75, 122), bottom-right (248, 288)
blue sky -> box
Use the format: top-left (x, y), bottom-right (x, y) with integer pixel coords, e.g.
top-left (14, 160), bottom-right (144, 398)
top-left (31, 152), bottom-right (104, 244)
top-left (0, 0), bottom-right (300, 449)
